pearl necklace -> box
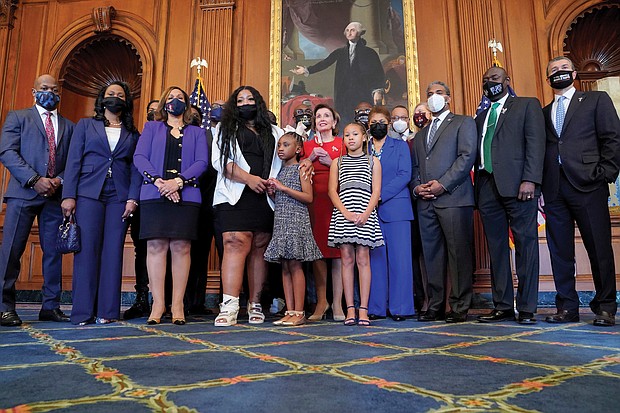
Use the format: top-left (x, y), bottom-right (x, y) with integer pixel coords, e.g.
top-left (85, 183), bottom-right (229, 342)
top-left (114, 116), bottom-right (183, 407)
top-left (108, 120), bottom-right (122, 126)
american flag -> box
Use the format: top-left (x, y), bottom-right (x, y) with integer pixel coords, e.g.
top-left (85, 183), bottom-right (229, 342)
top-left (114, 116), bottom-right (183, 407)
top-left (475, 85), bottom-right (517, 117)
top-left (189, 77), bottom-right (211, 129)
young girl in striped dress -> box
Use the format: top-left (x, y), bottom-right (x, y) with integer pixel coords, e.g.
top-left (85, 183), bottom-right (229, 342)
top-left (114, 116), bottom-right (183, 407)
top-left (327, 122), bottom-right (383, 326)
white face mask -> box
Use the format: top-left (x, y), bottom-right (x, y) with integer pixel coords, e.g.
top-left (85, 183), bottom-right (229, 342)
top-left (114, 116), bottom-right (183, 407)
top-left (392, 119), bottom-right (408, 134)
top-left (427, 93), bottom-right (446, 113)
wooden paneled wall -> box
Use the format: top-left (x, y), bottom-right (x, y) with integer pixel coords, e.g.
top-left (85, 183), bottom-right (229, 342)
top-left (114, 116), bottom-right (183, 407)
top-left (0, 0), bottom-right (618, 295)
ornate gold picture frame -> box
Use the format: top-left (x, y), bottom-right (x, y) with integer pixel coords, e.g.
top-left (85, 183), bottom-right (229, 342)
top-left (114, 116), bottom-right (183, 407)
top-left (269, 0), bottom-right (419, 127)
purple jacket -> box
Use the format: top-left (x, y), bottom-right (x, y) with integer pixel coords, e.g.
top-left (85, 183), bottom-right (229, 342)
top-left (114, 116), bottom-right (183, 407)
top-left (133, 121), bottom-right (209, 203)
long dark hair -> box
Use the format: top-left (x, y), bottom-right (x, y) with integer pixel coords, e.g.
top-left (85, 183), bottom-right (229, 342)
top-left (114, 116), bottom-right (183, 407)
top-left (93, 81), bottom-right (137, 133)
top-left (219, 86), bottom-right (275, 179)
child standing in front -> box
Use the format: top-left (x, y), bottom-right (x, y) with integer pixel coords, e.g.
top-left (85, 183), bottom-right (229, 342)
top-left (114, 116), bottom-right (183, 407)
top-left (264, 132), bottom-right (322, 326)
top-left (328, 122), bottom-right (383, 326)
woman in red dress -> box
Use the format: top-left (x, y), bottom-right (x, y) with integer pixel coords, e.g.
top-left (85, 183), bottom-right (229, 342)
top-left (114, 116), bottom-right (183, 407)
top-left (301, 104), bottom-right (344, 321)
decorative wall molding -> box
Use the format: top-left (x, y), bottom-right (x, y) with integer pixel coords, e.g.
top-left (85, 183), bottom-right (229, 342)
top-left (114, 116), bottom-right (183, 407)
top-left (200, 0), bottom-right (234, 11)
top-left (0, 0), bottom-right (18, 29)
top-left (91, 6), bottom-right (117, 33)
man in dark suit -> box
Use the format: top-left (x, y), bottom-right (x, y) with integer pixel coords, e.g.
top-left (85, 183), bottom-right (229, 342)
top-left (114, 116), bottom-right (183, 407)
top-left (542, 56), bottom-right (620, 327)
top-left (291, 22), bottom-right (385, 125)
top-left (0, 74), bottom-right (75, 326)
top-left (411, 81), bottom-right (477, 323)
top-left (475, 66), bottom-right (546, 325)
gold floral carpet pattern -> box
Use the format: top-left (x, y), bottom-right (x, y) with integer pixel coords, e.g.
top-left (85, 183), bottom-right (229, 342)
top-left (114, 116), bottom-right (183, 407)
top-left (1, 308), bottom-right (619, 412)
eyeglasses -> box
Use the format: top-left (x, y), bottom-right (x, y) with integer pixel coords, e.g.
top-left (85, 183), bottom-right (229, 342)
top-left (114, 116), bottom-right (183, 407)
top-left (391, 116), bottom-right (409, 121)
top-left (212, 103), bottom-right (224, 109)
top-left (355, 109), bottom-right (371, 115)
top-left (294, 109), bottom-right (313, 117)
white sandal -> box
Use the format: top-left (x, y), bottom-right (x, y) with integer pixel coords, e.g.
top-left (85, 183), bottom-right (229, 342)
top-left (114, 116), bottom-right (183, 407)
top-left (248, 302), bottom-right (265, 324)
top-left (215, 296), bottom-right (239, 327)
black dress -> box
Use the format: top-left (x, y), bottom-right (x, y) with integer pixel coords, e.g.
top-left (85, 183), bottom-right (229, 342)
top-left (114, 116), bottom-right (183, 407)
top-left (215, 126), bottom-right (274, 233)
top-left (140, 125), bottom-right (201, 240)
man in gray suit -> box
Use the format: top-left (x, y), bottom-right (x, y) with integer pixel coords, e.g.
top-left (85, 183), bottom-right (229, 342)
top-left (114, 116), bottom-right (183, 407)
top-left (411, 81), bottom-right (477, 323)
top-left (474, 66), bottom-right (546, 324)
top-left (0, 74), bottom-right (75, 326)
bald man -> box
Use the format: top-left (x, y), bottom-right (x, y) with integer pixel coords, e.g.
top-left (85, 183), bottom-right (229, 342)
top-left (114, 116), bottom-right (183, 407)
top-left (0, 74), bottom-right (75, 326)
top-left (292, 22), bottom-right (385, 125)
top-left (474, 66), bottom-right (546, 325)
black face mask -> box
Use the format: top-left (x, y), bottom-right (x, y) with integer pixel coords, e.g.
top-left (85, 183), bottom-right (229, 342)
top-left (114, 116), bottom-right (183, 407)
top-left (413, 113), bottom-right (428, 129)
top-left (238, 104), bottom-right (257, 120)
top-left (548, 70), bottom-right (574, 90)
top-left (482, 81), bottom-right (504, 101)
top-left (103, 97), bottom-right (126, 114)
top-left (369, 123), bottom-right (388, 139)
top-left (146, 110), bottom-right (156, 122)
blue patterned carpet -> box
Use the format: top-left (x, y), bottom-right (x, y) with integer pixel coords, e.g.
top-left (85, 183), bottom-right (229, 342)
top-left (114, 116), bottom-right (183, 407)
top-left (1, 307), bottom-right (619, 412)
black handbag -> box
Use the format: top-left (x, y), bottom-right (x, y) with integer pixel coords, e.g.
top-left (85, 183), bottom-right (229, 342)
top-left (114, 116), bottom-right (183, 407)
top-left (56, 213), bottom-right (81, 254)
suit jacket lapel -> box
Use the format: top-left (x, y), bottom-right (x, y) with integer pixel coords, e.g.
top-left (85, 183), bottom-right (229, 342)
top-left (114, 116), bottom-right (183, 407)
top-left (494, 96), bottom-right (513, 134)
top-left (542, 104), bottom-right (558, 138)
top-left (30, 106), bottom-right (47, 138)
top-left (113, 128), bottom-right (131, 155)
top-left (57, 116), bottom-right (66, 145)
top-left (94, 120), bottom-right (113, 154)
top-left (427, 113), bottom-right (453, 153)
top-left (561, 91), bottom-right (584, 135)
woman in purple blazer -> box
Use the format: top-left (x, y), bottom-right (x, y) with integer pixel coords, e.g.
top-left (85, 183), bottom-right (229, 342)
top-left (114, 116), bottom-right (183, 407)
top-left (61, 81), bottom-right (141, 325)
top-left (133, 86), bottom-right (209, 325)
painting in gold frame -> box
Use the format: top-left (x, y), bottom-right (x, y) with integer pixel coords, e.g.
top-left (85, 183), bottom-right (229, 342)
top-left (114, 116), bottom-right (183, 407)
top-left (269, 0), bottom-right (419, 128)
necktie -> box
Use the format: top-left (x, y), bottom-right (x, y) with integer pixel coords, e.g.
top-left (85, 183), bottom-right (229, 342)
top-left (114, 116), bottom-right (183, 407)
top-left (349, 44), bottom-right (355, 65)
top-left (45, 112), bottom-right (56, 177)
top-left (426, 118), bottom-right (440, 152)
top-left (555, 95), bottom-right (566, 136)
top-left (482, 102), bottom-right (500, 173)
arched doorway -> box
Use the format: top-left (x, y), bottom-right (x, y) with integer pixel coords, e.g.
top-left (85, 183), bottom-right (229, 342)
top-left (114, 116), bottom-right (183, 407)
top-left (58, 34), bottom-right (143, 123)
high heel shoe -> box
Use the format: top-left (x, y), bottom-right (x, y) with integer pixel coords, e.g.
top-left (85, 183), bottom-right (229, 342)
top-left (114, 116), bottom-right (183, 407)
top-left (358, 306), bottom-right (371, 326)
top-left (308, 303), bottom-right (330, 321)
top-left (172, 318), bottom-right (186, 325)
top-left (282, 311), bottom-right (306, 326)
top-left (215, 296), bottom-right (240, 327)
top-left (344, 305), bottom-right (357, 326)
top-left (146, 308), bottom-right (165, 325)
top-left (332, 304), bottom-right (345, 322)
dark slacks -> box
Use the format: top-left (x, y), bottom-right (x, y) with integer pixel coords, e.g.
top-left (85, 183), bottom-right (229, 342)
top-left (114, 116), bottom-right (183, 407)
top-left (477, 173), bottom-right (539, 313)
top-left (544, 171), bottom-right (617, 315)
top-left (369, 220), bottom-right (415, 316)
top-left (70, 179), bottom-right (128, 323)
top-left (128, 207), bottom-right (149, 294)
top-left (0, 196), bottom-right (63, 312)
top-left (417, 201), bottom-right (473, 314)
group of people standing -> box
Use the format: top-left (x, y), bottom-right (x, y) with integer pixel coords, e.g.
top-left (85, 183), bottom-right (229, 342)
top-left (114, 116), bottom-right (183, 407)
top-left (0, 55), bottom-right (618, 329)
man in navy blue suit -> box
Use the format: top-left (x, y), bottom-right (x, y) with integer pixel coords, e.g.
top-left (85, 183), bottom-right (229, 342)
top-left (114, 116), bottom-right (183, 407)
top-left (0, 74), bottom-right (75, 326)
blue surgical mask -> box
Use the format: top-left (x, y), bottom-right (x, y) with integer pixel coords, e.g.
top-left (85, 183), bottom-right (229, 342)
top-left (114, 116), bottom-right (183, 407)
top-left (35, 91), bottom-right (60, 110)
top-left (165, 98), bottom-right (186, 116)
top-left (210, 106), bottom-right (223, 122)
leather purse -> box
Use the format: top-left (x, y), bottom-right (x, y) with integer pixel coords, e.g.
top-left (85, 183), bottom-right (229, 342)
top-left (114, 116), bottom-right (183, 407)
top-left (56, 213), bottom-right (81, 254)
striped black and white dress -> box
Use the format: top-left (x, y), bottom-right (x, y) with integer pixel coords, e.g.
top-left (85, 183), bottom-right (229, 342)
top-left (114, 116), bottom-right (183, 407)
top-left (327, 154), bottom-right (384, 248)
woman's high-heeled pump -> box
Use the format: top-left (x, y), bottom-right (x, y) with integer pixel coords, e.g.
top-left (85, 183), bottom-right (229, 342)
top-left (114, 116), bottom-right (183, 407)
top-left (172, 318), bottom-right (186, 325)
top-left (146, 317), bottom-right (161, 325)
top-left (308, 303), bottom-right (330, 321)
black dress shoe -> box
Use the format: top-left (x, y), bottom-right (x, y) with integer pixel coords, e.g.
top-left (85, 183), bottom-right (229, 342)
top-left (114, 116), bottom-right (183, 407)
top-left (545, 310), bottom-right (579, 324)
top-left (39, 308), bottom-right (70, 322)
top-left (445, 311), bottom-right (467, 323)
top-left (368, 314), bottom-right (386, 320)
top-left (593, 311), bottom-right (616, 327)
top-left (391, 314), bottom-right (406, 322)
top-left (1, 310), bottom-right (22, 327)
top-left (517, 312), bottom-right (537, 324)
top-left (418, 310), bottom-right (444, 322)
top-left (477, 309), bottom-right (515, 323)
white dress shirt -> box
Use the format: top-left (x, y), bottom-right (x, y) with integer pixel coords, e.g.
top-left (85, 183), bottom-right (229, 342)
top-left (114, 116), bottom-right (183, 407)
top-left (479, 93), bottom-right (509, 170)
top-left (551, 86), bottom-right (576, 131)
top-left (35, 104), bottom-right (59, 144)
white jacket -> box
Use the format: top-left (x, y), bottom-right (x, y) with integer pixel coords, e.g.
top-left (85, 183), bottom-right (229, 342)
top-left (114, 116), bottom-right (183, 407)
top-left (211, 123), bottom-right (283, 209)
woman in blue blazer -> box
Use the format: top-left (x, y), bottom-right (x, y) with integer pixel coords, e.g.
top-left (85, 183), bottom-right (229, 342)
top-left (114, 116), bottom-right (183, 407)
top-left (134, 86), bottom-right (209, 325)
top-left (367, 106), bottom-right (415, 321)
top-left (61, 81), bottom-right (141, 325)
